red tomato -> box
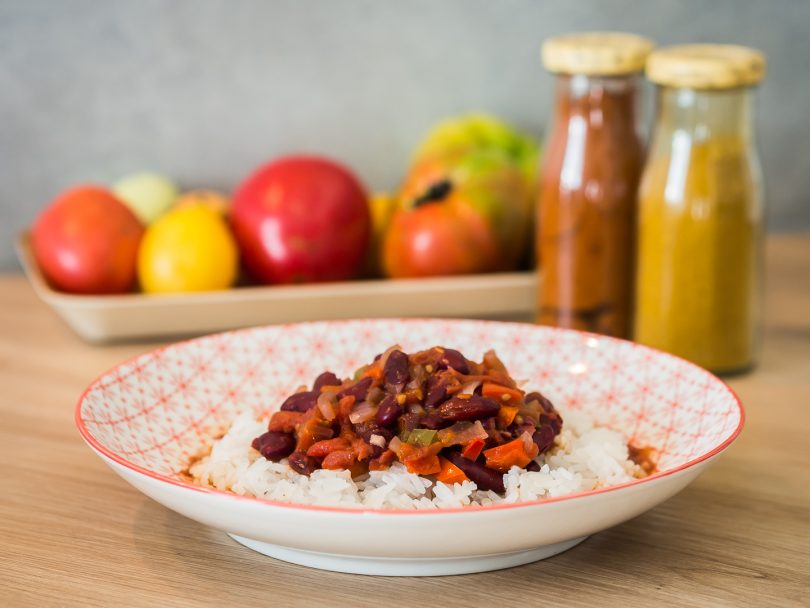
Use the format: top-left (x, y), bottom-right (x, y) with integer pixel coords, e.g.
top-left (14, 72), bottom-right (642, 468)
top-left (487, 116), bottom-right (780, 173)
top-left (230, 156), bottom-right (370, 284)
top-left (383, 202), bottom-right (498, 278)
top-left (32, 186), bottom-right (144, 294)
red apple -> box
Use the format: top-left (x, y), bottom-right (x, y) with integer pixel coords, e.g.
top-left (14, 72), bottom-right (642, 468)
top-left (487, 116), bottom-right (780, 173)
top-left (231, 156), bottom-right (371, 284)
top-left (32, 186), bottom-right (144, 294)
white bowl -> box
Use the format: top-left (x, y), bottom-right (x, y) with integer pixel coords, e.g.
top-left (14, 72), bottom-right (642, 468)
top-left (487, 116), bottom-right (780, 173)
top-left (76, 319), bottom-right (743, 576)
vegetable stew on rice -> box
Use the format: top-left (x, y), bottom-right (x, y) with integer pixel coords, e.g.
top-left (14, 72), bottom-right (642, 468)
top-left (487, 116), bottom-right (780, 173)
top-left (252, 346), bottom-right (564, 493)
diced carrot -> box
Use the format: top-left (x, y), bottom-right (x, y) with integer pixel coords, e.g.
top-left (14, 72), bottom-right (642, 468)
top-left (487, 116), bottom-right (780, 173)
top-left (498, 405), bottom-right (520, 427)
top-left (306, 437), bottom-right (351, 459)
top-left (350, 435), bottom-right (374, 462)
top-left (404, 453), bottom-right (441, 475)
top-left (435, 457), bottom-right (470, 485)
top-left (295, 410), bottom-right (334, 451)
top-left (483, 437), bottom-right (537, 472)
top-left (399, 442), bottom-right (442, 475)
top-left (267, 410), bottom-right (304, 433)
top-left (461, 438), bottom-right (485, 462)
top-left (337, 395), bottom-right (356, 421)
top-left (369, 449), bottom-right (397, 471)
top-left (318, 384), bottom-right (343, 393)
top-left (482, 382), bottom-right (524, 403)
top-left (362, 365), bottom-right (384, 380)
top-left (321, 450), bottom-right (357, 470)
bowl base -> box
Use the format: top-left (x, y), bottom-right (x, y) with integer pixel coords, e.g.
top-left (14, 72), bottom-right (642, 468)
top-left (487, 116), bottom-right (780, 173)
top-left (228, 534), bottom-right (587, 576)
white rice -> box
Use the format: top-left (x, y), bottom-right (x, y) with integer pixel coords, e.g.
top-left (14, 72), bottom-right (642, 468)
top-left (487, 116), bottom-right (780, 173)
top-left (188, 409), bottom-right (643, 509)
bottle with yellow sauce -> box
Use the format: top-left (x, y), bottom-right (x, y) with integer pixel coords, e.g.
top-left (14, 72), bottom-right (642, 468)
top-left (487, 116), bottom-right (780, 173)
top-left (635, 45), bottom-right (766, 373)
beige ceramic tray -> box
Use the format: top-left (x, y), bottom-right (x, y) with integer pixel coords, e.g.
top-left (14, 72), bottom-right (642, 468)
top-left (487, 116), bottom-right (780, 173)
top-left (16, 234), bottom-right (536, 343)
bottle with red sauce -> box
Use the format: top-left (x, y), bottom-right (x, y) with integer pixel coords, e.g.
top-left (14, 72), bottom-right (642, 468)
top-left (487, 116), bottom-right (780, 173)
top-left (537, 33), bottom-right (654, 337)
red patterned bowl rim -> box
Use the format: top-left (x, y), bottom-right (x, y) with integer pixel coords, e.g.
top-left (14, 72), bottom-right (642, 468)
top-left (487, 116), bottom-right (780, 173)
top-left (75, 319), bottom-right (745, 516)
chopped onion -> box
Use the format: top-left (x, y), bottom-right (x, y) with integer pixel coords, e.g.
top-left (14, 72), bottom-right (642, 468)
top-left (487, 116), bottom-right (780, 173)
top-left (459, 380), bottom-right (481, 396)
top-left (519, 431), bottom-right (534, 454)
top-left (437, 420), bottom-right (488, 447)
top-left (519, 399), bottom-right (542, 420)
top-left (405, 364), bottom-right (427, 390)
top-left (366, 386), bottom-right (385, 406)
top-left (388, 436), bottom-right (402, 454)
top-left (317, 391), bottom-right (337, 421)
top-left (349, 400), bottom-right (378, 424)
top-left (369, 434), bottom-right (387, 448)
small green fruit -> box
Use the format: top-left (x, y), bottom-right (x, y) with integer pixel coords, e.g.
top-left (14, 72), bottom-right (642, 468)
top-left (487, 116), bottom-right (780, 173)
top-left (113, 172), bottom-right (178, 225)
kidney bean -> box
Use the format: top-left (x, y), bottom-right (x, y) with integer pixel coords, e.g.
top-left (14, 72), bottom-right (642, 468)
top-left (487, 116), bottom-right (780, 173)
top-left (526, 391), bottom-right (556, 414)
top-left (438, 348), bottom-right (470, 374)
top-left (375, 395), bottom-right (402, 427)
top-left (313, 371), bottom-right (340, 391)
top-left (420, 411), bottom-right (444, 430)
top-left (280, 390), bottom-right (318, 412)
top-left (384, 349), bottom-right (410, 393)
top-left (353, 421), bottom-right (393, 445)
top-left (532, 425), bottom-right (557, 453)
top-left (509, 420), bottom-right (537, 439)
top-left (526, 460), bottom-right (541, 472)
top-left (252, 431), bottom-right (295, 461)
top-left (398, 411), bottom-right (422, 433)
top-left (539, 413), bottom-right (563, 435)
top-left (438, 395), bottom-right (500, 421)
top-left (339, 376), bottom-right (373, 402)
top-left (424, 376), bottom-right (448, 408)
top-left (288, 451), bottom-right (319, 475)
top-left (445, 451), bottom-right (504, 493)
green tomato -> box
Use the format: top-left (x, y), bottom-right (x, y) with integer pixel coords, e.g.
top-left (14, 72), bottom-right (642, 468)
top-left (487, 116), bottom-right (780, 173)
top-left (113, 172), bottom-right (178, 225)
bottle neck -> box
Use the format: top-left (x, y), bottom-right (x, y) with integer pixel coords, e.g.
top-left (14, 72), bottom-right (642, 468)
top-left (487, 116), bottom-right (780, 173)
top-left (655, 86), bottom-right (754, 142)
top-left (552, 73), bottom-right (642, 132)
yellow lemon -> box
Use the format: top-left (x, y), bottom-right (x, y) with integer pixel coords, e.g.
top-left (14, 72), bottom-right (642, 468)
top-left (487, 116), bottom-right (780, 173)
top-left (175, 189), bottom-right (230, 216)
top-left (138, 204), bottom-right (238, 293)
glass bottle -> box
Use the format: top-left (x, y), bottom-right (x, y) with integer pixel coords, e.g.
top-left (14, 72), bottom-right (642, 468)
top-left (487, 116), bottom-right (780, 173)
top-left (537, 33), bottom-right (654, 338)
top-left (635, 44), bottom-right (766, 373)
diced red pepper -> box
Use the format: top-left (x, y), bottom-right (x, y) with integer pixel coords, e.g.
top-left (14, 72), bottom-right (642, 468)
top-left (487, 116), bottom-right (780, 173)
top-left (461, 438), bottom-right (485, 462)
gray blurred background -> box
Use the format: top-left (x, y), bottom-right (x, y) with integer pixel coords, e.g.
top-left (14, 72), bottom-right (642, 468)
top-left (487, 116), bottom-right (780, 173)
top-left (2, 0), bottom-right (808, 270)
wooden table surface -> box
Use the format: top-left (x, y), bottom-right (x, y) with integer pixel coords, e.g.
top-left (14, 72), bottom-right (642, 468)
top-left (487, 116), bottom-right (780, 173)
top-left (2, 235), bottom-right (808, 608)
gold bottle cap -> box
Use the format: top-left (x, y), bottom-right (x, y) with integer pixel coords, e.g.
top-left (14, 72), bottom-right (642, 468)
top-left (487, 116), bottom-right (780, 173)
top-left (541, 32), bottom-right (655, 76)
top-left (646, 44), bottom-right (766, 89)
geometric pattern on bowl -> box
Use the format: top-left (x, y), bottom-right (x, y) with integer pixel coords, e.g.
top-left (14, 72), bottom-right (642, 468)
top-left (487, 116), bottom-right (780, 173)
top-left (77, 319), bottom-right (743, 509)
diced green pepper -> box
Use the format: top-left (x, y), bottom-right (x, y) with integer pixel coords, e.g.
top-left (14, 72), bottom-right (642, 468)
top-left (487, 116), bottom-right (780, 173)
top-left (408, 429), bottom-right (438, 447)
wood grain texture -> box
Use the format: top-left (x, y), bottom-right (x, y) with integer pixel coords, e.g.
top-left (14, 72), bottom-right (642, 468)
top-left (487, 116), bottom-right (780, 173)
top-left (1, 235), bottom-right (809, 608)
